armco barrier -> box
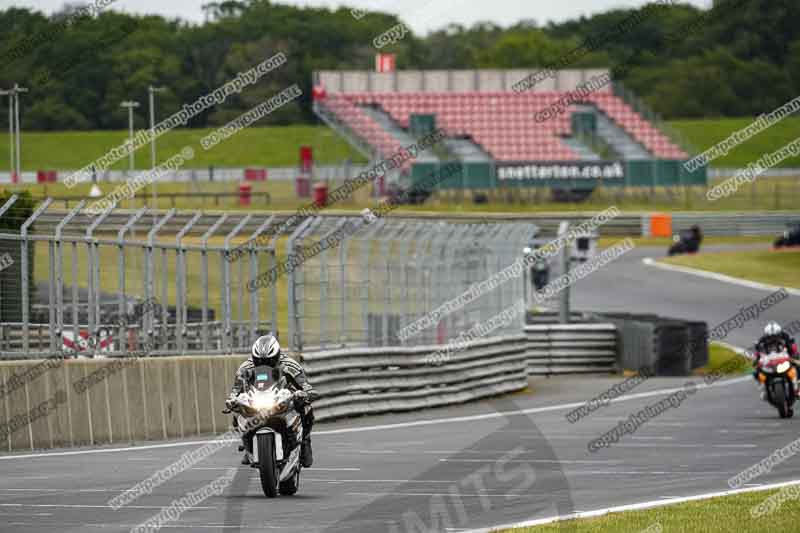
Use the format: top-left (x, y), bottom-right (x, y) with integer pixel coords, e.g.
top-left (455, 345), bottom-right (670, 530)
top-left (524, 324), bottom-right (618, 375)
top-left (302, 335), bottom-right (529, 421)
top-left (0, 336), bottom-right (528, 452)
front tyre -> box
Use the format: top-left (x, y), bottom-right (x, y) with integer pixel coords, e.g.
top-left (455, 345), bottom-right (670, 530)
top-left (279, 468), bottom-right (300, 495)
top-left (773, 383), bottom-right (790, 419)
top-left (257, 433), bottom-right (279, 498)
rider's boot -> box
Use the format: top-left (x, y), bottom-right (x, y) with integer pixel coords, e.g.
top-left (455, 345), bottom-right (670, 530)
top-left (301, 437), bottom-right (313, 468)
top-left (241, 436), bottom-right (254, 465)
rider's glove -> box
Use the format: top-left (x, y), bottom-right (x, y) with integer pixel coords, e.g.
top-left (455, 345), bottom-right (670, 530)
top-left (293, 390), bottom-right (309, 404)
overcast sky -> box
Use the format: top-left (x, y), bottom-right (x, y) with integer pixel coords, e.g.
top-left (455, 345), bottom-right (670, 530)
top-left (3, 0), bottom-right (709, 34)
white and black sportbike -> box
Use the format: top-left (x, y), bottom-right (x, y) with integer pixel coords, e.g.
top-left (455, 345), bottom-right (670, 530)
top-left (224, 366), bottom-right (304, 497)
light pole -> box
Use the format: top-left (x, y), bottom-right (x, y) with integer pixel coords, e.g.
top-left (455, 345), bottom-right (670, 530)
top-left (0, 89), bottom-right (13, 181)
top-left (12, 84), bottom-right (27, 182)
top-left (120, 101), bottom-right (140, 173)
top-left (148, 85), bottom-right (166, 208)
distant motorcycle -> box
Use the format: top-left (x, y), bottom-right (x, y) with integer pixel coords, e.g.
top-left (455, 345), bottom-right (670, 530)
top-left (668, 226), bottom-right (703, 256)
top-left (225, 366), bottom-right (304, 497)
top-left (755, 345), bottom-right (797, 419)
top-left (774, 224), bottom-right (800, 248)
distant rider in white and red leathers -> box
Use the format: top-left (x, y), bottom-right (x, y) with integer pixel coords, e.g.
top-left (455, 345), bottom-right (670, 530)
top-left (227, 335), bottom-right (318, 466)
top-left (753, 322), bottom-right (800, 398)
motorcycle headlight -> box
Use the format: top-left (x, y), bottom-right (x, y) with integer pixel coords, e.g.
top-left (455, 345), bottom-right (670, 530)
top-left (523, 247), bottom-right (532, 255)
top-left (253, 396), bottom-right (276, 411)
top-left (777, 361), bottom-right (791, 374)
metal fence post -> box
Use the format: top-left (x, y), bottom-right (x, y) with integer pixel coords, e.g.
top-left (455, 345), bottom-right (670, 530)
top-left (286, 217), bottom-right (317, 351)
top-left (20, 198), bottom-right (52, 356)
top-left (145, 209), bottom-right (176, 352)
top-left (54, 202), bottom-right (85, 352)
top-left (244, 216), bottom-right (275, 340)
top-left (223, 214), bottom-right (252, 353)
top-left (200, 215), bottom-right (228, 352)
top-left (318, 218), bottom-right (349, 350)
top-left (84, 202), bottom-right (116, 357)
top-left (557, 221), bottom-right (571, 324)
top-left (118, 207), bottom-right (148, 353)
top-left (175, 213), bottom-right (201, 355)
top-left (357, 219), bottom-right (385, 346)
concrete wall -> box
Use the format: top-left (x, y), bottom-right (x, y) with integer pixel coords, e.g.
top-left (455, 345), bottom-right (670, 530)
top-left (0, 355), bottom-right (246, 453)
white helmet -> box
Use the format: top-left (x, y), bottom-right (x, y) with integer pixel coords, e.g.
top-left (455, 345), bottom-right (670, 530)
top-left (251, 334), bottom-right (281, 367)
top-left (764, 322), bottom-right (782, 337)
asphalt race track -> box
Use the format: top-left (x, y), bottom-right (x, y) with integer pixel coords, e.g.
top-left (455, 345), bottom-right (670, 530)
top-left (0, 244), bottom-right (797, 533)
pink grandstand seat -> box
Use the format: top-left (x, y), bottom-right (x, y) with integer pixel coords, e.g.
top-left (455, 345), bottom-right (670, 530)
top-left (321, 89), bottom-right (687, 163)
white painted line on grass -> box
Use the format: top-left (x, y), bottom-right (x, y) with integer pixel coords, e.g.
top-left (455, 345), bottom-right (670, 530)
top-left (642, 257), bottom-right (800, 296)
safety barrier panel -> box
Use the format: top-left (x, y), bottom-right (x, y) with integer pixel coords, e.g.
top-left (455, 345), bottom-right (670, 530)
top-left (524, 324), bottom-right (618, 375)
top-left (302, 335), bottom-right (529, 421)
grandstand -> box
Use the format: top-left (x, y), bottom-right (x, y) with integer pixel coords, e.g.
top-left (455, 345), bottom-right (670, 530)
top-left (312, 69), bottom-right (702, 194)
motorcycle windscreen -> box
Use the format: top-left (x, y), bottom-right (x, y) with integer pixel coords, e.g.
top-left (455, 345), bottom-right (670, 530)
top-left (252, 365), bottom-right (282, 390)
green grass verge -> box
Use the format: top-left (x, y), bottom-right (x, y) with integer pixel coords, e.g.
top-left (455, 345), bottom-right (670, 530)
top-left (693, 343), bottom-right (752, 377)
top-left (499, 486), bottom-right (800, 532)
top-left (661, 248), bottom-right (800, 290)
top-left (669, 116), bottom-right (800, 169)
top-left (0, 126), bottom-right (366, 170)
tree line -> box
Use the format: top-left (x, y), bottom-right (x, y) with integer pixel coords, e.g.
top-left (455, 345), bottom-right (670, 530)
top-left (0, 0), bottom-right (797, 131)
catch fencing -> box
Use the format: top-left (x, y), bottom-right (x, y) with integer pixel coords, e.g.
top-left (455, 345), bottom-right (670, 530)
top-left (0, 197), bottom-right (538, 359)
top-left (0, 197), bottom-right (288, 358)
top-left (289, 216), bottom-right (533, 350)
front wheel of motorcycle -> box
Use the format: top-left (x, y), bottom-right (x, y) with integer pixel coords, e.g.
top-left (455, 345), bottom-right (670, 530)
top-left (257, 434), bottom-right (280, 498)
top-left (774, 384), bottom-right (790, 419)
top-left (279, 468), bottom-right (300, 496)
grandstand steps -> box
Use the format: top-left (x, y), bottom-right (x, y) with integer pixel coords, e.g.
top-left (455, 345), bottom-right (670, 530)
top-left (574, 104), bottom-right (652, 160)
top-left (442, 137), bottom-right (492, 162)
top-left (313, 101), bottom-right (377, 160)
top-left (358, 105), bottom-right (440, 162)
top-left (560, 137), bottom-right (601, 161)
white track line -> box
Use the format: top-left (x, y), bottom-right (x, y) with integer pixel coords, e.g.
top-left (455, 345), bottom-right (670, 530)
top-left (642, 257), bottom-right (800, 296)
top-left (463, 478), bottom-right (800, 533)
top-left (0, 375), bottom-right (750, 461)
